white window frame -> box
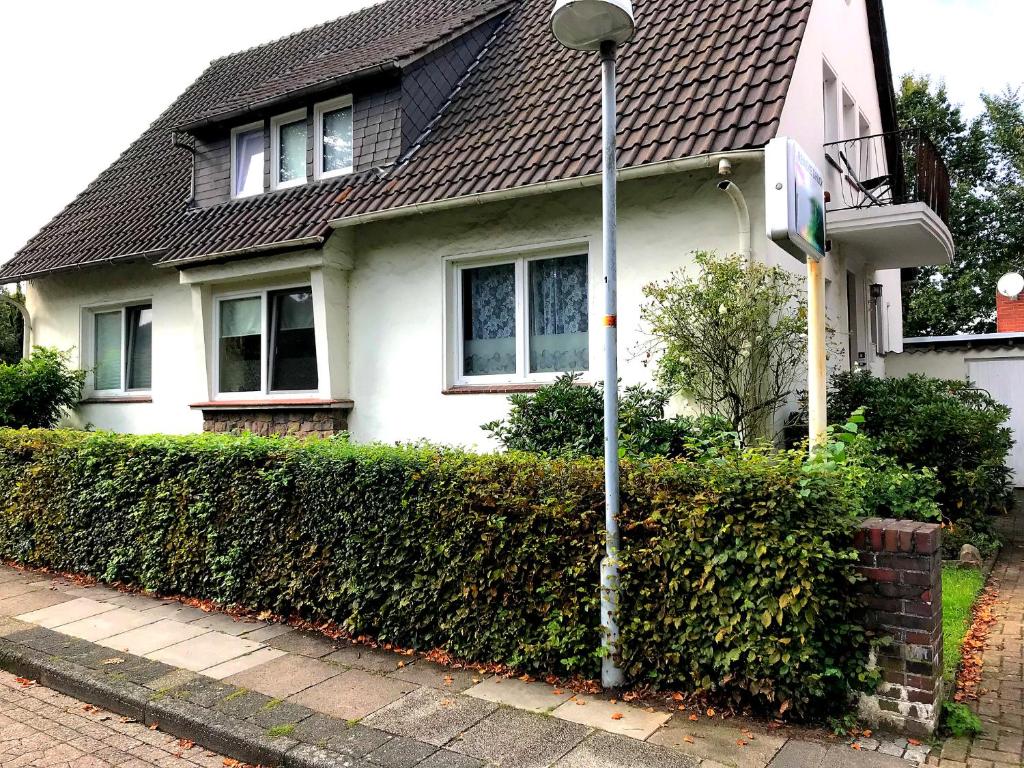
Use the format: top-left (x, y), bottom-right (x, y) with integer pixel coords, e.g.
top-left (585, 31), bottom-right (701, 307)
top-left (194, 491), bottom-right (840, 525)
top-left (445, 242), bottom-right (595, 388)
top-left (270, 109), bottom-right (308, 191)
top-left (82, 300), bottom-right (153, 396)
top-left (213, 283), bottom-right (319, 400)
top-left (230, 120), bottom-right (265, 199)
top-left (313, 95), bottom-right (354, 181)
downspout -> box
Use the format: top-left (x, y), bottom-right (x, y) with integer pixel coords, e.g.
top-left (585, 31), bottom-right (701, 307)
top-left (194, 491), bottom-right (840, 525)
top-left (715, 159), bottom-right (751, 260)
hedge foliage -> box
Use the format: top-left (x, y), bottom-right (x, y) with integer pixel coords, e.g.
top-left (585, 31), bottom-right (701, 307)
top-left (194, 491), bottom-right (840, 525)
top-left (0, 429), bottom-right (874, 718)
top-left (829, 372), bottom-right (1014, 522)
top-left (0, 347), bottom-right (84, 429)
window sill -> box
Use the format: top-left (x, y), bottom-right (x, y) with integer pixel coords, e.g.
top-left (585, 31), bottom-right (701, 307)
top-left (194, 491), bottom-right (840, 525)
top-left (80, 396), bottom-right (153, 405)
top-left (190, 398), bottom-right (354, 411)
top-left (443, 384), bottom-right (549, 395)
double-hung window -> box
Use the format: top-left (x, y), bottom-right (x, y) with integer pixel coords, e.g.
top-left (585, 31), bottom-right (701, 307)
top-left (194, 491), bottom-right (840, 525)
top-left (313, 95), bottom-right (353, 180)
top-left (271, 109), bottom-right (307, 190)
top-left (231, 121), bottom-right (265, 198)
top-left (91, 304), bottom-right (153, 394)
top-left (454, 252), bottom-right (590, 384)
top-left (216, 287), bottom-right (318, 396)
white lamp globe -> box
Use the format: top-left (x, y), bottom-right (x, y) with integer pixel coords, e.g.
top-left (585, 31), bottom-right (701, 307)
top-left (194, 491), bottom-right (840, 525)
top-left (550, 0), bottom-right (636, 51)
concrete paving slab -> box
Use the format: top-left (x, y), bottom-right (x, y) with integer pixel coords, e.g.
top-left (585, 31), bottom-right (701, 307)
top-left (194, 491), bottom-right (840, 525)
top-left (553, 730), bottom-right (700, 768)
top-left (820, 745), bottom-right (911, 767)
top-left (137, 602), bottom-right (211, 622)
top-left (551, 694), bottom-right (670, 740)
top-left (15, 597), bottom-right (115, 628)
top-left (0, 588), bottom-right (71, 616)
top-left (324, 643), bottom-right (412, 673)
top-left (54, 606), bottom-right (161, 642)
top-left (363, 686), bottom-right (498, 746)
top-left (98, 617), bottom-right (211, 655)
top-left (464, 675), bottom-right (574, 713)
top-left (201, 647), bottom-right (287, 680)
top-left (266, 629), bottom-right (338, 658)
top-left (365, 734), bottom-right (438, 768)
top-left (290, 716), bottom-right (390, 756)
top-left (143, 667), bottom-right (198, 692)
top-left (0, 616), bottom-right (30, 637)
top-left (288, 668), bottom-right (417, 721)
top-left (0, 580), bottom-right (52, 599)
top-left (148, 630), bottom-right (263, 672)
top-left (224, 653), bottom-right (341, 698)
top-left (240, 624), bottom-right (295, 643)
top-left (189, 612), bottom-right (268, 636)
top-left (447, 706), bottom-right (590, 768)
top-left (388, 660), bottom-right (485, 692)
top-left (765, 740), bottom-right (827, 768)
top-left (415, 750), bottom-right (485, 768)
top-left (101, 592), bottom-right (167, 611)
top-left (649, 715), bottom-right (787, 768)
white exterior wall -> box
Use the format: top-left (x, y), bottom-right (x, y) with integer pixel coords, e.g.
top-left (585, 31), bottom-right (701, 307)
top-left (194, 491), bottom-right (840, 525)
top-left (776, 0), bottom-right (903, 375)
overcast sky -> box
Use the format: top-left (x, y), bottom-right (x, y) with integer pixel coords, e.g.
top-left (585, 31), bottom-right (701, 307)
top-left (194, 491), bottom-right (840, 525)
top-left (1, 0), bottom-right (1021, 268)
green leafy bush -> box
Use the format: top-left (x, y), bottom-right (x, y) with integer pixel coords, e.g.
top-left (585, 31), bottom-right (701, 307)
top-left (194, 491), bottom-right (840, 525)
top-left (942, 701), bottom-right (983, 738)
top-left (0, 429), bottom-right (874, 719)
top-left (828, 372), bottom-right (1013, 521)
top-left (0, 348), bottom-right (84, 428)
top-left (482, 373), bottom-right (737, 459)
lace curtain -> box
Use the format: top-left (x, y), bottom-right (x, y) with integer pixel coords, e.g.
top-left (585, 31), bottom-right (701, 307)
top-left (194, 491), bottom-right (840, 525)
top-left (529, 255), bottom-right (588, 372)
top-left (463, 263), bottom-right (516, 375)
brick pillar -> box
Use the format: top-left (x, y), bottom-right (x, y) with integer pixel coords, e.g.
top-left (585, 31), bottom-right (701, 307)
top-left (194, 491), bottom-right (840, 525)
top-left (855, 518), bottom-right (943, 737)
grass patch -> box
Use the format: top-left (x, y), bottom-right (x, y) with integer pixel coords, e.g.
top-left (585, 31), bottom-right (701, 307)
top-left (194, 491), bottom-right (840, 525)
top-left (267, 724), bottom-right (295, 738)
top-left (942, 564), bottom-right (985, 683)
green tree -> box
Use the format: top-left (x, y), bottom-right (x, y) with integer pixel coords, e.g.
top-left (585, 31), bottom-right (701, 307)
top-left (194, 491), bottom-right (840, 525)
top-left (639, 252), bottom-right (806, 443)
top-left (899, 76), bottom-right (1024, 335)
top-left (0, 287), bottom-right (26, 364)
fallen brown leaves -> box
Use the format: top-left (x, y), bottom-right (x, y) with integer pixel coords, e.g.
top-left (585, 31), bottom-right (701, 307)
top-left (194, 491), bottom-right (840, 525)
top-left (954, 583), bottom-right (1000, 703)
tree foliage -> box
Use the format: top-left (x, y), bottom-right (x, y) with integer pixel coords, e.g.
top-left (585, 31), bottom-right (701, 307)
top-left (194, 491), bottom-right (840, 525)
top-left (640, 252), bottom-right (806, 442)
top-left (0, 287), bottom-right (25, 365)
top-left (898, 76), bottom-right (1024, 335)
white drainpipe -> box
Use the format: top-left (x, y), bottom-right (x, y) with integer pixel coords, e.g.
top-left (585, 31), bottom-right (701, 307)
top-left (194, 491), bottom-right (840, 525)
top-left (716, 176), bottom-right (752, 261)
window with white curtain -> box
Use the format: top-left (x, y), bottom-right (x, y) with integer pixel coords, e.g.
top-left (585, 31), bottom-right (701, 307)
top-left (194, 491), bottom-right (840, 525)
top-left (271, 110), bottom-right (307, 190)
top-left (314, 95), bottom-right (353, 180)
top-left (216, 287), bottom-right (318, 396)
top-left (455, 253), bottom-right (589, 384)
top-left (231, 122), bottom-right (265, 198)
top-left (91, 303), bottom-right (153, 393)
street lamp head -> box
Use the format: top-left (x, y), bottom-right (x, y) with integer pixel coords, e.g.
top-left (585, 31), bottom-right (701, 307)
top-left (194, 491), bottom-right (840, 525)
top-left (550, 0), bottom-right (635, 52)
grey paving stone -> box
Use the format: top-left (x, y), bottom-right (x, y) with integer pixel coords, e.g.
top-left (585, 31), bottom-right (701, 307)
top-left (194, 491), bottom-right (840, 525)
top-left (464, 676), bottom-right (573, 713)
top-left (649, 713), bottom-right (787, 768)
top-left (552, 730), bottom-right (700, 768)
top-left (767, 740), bottom-right (827, 768)
top-left (148, 630), bottom-right (263, 672)
top-left (447, 707), bottom-right (590, 768)
top-left (323, 723), bottom-right (392, 757)
top-left (363, 686), bottom-right (497, 747)
top-left (0, 588), bottom-right (73, 616)
top-left (98, 617), bottom-right (211, 656)
top-left (325, 643), bottom-right (413, 673)
top-left (284, 742), bottom-right (379, 768)
top-left (241, 624), bottom-right (296, 643)
top-left (57, 606), bottom-right (162, 642)
top-left (225, 653), bottom-right (342, 698)
top-left (366, 735), bottom-right (437, 768)
top-left (291, 713), bottom-right (373, 747)
top-left (414, 750), bottom-right (484, 768)
top-left (164, 676), bottom-right (236, 708)
top-left (551, 693), bottom-right (670, 739)
top-left (144, 668), bottom-right (197, 692)
top-left (821, 745), bottom-right (910, 767)
top-left (388, 661), bottom-right (484, 693)
top-left (288, 668), bottom-right (417, 721)
top-left (190, 611), bottom-right (268, 636)
top-left (137, 602), bottom-right (211, 623)
top-left (214, 688), bottom-right (276, 719)
top-left (267, 630), bottom-right (338, 658)
top-left (249, 699), bottom-right (317, 730)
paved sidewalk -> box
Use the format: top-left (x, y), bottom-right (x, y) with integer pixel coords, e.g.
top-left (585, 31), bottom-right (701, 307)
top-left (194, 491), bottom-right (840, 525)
top-left (0, 563), bottom-right (924, 768)
top-left (0, 669), bottom-right (240, 768)
top-left (927, 507), bottom-right (1024, 768)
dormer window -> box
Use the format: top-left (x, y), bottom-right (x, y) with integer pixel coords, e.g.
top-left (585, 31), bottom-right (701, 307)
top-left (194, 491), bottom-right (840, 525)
top-left (314, 95), bottom-right (354, 180)
top-left (231, 122), bottom-right (265, 198)
top-left (271, 109), bottom-right (308, 190)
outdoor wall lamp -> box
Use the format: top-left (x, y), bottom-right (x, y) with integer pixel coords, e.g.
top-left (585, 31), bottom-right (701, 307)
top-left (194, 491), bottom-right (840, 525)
top-left (550, 0), bottom-right (636, 690)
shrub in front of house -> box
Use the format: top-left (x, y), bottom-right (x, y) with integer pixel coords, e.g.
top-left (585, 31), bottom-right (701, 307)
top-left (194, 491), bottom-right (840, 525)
top-left (0, 428), bottom-right (874, 719)
top-left (828, 371), bottom-right (1014, 522)
top-left (0, 347), bottom-right (84, 429)
top-left (482, 372), bottom-right (738, 459)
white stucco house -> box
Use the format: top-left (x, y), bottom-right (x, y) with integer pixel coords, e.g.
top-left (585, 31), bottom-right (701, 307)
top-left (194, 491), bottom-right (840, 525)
top-left (1, 0), bottom-right (953, 448)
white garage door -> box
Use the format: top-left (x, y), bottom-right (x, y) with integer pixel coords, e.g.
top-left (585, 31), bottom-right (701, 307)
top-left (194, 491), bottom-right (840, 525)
top-left (967, 358), bottom-right (1024, 487)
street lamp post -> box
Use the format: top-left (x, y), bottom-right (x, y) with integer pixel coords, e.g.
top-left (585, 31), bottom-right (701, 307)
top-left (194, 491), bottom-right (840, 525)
top-left (550, 0), bottom-right (636, 690)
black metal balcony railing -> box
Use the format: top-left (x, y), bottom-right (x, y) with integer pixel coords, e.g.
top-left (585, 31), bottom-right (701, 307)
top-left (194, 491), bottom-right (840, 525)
top-left (822, 129), bottom-right (950, 224)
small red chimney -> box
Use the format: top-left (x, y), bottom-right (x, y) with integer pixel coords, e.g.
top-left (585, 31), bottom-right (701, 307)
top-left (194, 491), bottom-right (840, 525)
top-left (997, 273), bottom-right (1024, 332)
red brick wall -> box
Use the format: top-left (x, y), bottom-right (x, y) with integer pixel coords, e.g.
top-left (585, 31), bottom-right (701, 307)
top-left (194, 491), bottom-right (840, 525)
top-left (996, 292), bottom-right (1024, 332)
top-left (855, 518), bottom-right (943, 737)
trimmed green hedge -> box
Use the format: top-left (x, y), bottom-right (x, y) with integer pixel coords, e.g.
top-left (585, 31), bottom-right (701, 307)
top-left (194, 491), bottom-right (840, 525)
top-left (0, 429), bottom-right (875, 718)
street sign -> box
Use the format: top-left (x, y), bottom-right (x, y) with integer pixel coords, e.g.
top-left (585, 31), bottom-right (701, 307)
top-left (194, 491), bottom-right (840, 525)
top-left (766, 137), bottom-right (826, 263)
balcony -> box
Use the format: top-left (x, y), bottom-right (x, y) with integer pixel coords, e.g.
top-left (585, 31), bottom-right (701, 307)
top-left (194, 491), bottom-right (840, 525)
top-left (823, 130), bottom-right (954, 269)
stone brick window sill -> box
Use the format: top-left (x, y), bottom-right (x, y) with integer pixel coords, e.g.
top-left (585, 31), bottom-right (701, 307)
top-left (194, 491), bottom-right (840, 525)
top-left (443, 384), bottom-right (547, 395)
top-left (80, 396), bottom-right (153, 405)
top-left (189, 399), bottom-right (354, 411)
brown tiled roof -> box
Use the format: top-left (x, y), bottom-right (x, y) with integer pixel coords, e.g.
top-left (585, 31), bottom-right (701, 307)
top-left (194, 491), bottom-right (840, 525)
top-left (2, 0), bottom-right (813, 281)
